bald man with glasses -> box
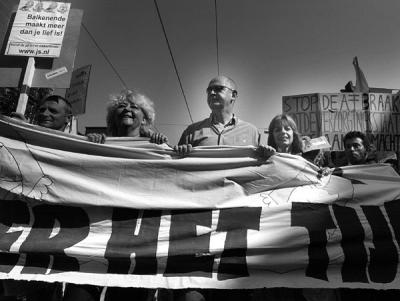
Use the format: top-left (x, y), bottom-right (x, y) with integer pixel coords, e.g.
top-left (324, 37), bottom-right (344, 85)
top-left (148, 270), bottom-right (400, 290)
top-left (171, 77), bottom-right (259, 300)
top-left (174, 75), bottom-right (259, 154)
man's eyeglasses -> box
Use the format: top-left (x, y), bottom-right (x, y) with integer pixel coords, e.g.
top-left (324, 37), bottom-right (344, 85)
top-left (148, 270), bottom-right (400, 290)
top-left (206, 85), bottom-right (236, 94)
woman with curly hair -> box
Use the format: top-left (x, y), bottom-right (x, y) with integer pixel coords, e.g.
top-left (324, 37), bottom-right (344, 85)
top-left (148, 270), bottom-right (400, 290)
top-left (88, 89), bottom-right (167, 144)
top-left (106, 89), bottom-right (155, 137)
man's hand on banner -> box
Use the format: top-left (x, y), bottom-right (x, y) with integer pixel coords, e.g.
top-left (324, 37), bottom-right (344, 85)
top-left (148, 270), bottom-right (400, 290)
top-left (10, 112), bottom-right (28, 123)
top-left (173, 144), bottom-right (193, 156)
top-left (256, 145), bottom-right (276, 160)
top-left (317, 167), bottom-right (332, 179)
top-left (87, 133), bottom-right (106, 144)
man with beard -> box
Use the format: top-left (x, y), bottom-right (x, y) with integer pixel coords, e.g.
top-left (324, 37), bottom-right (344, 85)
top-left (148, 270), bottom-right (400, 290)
top-left (343, 131), bottom-right (371, 165)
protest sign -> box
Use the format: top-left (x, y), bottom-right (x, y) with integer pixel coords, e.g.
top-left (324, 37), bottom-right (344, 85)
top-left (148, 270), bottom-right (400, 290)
top-left (5, 1), bottom-right (70, 58)
top-left (283, 92), bottom-right (400, 152)
top-left (0, 2), bottom-right (83, 89)
top-left (282, 93), bottom-right (320, 138)
top-left (368, 93), bottom-right (400, 152)
top-left (65, 65), bottom-right (91, 115)
top-left (1, 116), bottom-right (400, 289)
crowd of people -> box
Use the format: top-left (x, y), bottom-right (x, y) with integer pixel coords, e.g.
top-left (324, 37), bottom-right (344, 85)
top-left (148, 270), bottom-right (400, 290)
top-left (0, 75), bottom-right (398, 301)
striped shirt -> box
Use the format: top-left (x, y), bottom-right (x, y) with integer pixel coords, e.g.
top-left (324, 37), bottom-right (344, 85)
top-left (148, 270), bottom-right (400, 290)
top-left (178, 115), bottom-right (260, 146)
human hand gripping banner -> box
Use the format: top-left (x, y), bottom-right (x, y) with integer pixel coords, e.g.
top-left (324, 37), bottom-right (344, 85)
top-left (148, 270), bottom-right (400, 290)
top-left (1, 116), bottom-right (400, 289)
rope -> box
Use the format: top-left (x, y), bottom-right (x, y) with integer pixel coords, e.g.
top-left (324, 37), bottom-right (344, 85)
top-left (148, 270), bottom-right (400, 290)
top-left (153, 0), bottom-right (194, 123)
top-left (82, 23), bottom-right (128, 89)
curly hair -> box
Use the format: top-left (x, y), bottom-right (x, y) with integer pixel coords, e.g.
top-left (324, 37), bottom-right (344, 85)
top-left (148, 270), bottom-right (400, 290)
top-left (106, 89), bottom-right (155, 136)
top-left (343, 131), bottom-right (370, 151)
top-left (267, 114), bottom-right (303, 154)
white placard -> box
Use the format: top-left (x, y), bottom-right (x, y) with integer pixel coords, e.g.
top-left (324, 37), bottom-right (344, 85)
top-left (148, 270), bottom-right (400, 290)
top-left (6, 1), bottom-right (71, 57)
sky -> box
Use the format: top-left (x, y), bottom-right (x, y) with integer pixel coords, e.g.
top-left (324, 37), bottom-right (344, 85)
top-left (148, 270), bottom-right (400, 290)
top-left (3, 0), bottom-right (400, 144)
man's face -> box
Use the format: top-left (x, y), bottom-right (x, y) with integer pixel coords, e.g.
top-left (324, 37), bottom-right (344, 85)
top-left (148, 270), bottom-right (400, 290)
top-left (38, 100), bottom-right (70, 131)
top-left (206, 77), bottom-right (236, 113)
top-left (114, 100), bottom-right (145, 130)
top-left (344, 137), bottom-right (367, 165)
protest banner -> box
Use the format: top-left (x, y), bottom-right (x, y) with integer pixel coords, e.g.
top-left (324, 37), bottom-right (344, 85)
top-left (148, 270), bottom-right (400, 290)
top-left (1, 116), bottom-right (400, 289)
top-left (283, 92), bottom-right (400, 152)
top-left (282, 93), bottom-right (320, 138)
top-left (368, 93), bottom-right (400, 152)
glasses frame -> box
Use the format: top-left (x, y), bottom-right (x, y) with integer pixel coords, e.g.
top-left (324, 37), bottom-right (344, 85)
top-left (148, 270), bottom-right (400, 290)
top-left (206, 85), bottom-right (237, 95)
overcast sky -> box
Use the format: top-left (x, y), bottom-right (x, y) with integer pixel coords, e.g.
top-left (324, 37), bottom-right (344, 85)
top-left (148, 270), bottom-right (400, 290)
top-left (4, 0), bottom-right (400, 144)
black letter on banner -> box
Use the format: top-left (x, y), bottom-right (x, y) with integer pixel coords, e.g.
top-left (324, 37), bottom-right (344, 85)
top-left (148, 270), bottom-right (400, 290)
top-left (291, 203), bottom-right (336, 281)
top-left (165, 210), bottom-right (214, 277)
top-left (20, 204), bottom-right (90, 274)
top-left (217, 207), bottom-right (261, 280)
top-left (362, 205), bottom-right (398, 283)
top-left (0, 200), bottom-right (30, 273)
top-left (105, 209), bottom-right (161, 275)
top-left (385, 200), bottom-right (400, 250)
top-left (332, 205), bottom-right (368, 283)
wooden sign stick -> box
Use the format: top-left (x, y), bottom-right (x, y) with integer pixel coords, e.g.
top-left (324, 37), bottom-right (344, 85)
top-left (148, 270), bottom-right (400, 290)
top-left (16, 56), bottom-right (35, 114)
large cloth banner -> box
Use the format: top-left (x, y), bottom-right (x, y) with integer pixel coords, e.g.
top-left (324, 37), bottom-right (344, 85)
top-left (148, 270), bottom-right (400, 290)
top-left (1, 116), bottom-right (400, 289)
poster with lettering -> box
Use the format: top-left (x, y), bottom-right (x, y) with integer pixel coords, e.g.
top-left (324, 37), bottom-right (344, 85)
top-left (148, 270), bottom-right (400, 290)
top-left (282, 93), bottom-right (320, 138)
top-left (283, 93), bottom-right (368, 150)
top-left (319, 93), bottom-right (367, 150)
top-left (5, 0), bottom-right (71, 57)
top-left (368, 93), bottom-right (400, 152)
top-left (65, 65), bottom-right (91, 115)
top-left (1, 116), bottom-right (400, 289)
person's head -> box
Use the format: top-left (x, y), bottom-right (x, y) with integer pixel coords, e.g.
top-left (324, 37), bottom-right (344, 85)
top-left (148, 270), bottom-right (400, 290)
top-left (106, 89), bottom-right (155, 137)
top-left (343, 131), bottom-right (369, 165)
top-left (37, 95), bottom-right (72, 131)
top-left (206, 75), bottom-right (238, 114)
top-left (267, 114), bottom-right (303, 154)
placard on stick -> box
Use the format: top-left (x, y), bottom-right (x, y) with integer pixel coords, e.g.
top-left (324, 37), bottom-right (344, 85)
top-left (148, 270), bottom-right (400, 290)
top-left (6, 1), bottom-right (71, 58)
top-left (65, 65), bottom-right (91, 115)
top-left (0, 0), bottom-right (83, 88)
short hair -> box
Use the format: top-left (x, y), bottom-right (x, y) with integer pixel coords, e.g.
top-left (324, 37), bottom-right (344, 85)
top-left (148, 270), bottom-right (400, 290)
top-left (267, 114), bottom-right (303, 154)
top-left (343, 131), bottom-right (370, 150)
top-left (208, 75), bottom-right (238, 97)
top-left (40, 95), bottom-right (72, 116)
top-left (106, 89), bottom-right (155, 136)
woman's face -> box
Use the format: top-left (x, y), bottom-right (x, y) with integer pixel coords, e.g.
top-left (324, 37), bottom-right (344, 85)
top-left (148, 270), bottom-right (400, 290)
top-left (114, 99), bottom-right (145, 130)
top-left (272, 123), bottom-right (294, 152)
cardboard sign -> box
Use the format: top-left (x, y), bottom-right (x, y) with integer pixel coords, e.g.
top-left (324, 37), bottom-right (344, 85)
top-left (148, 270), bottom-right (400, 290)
top-left (5, 1), bottom-right (70, 58)
top-left (283, 93), bottom-right (400, 151)
top-left (368, 93), bottom-right (400, 152)
top-left (65, 65), bottom-right (91, 115)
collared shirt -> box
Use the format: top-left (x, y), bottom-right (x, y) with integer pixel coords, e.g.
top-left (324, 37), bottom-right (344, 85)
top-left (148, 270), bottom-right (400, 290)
top-left (178, 114), bottom-right (260, 147)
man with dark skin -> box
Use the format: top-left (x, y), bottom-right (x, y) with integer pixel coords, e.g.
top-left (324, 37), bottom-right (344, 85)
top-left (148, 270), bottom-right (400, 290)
top-left (174, 75), bottom-right (259, 155)
top-left (343, 131), bottom-right (369, 165)
top-left (340, 131), bottom-right (399, 301)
